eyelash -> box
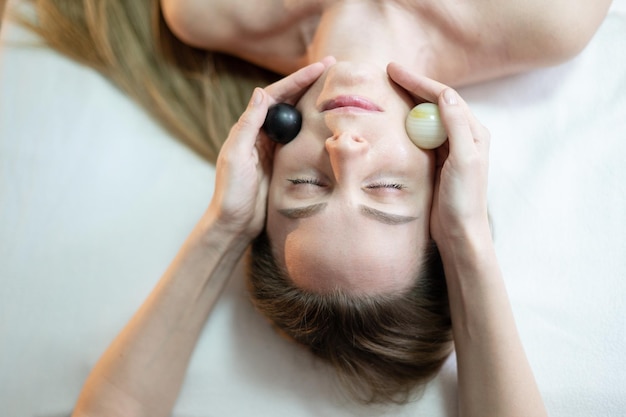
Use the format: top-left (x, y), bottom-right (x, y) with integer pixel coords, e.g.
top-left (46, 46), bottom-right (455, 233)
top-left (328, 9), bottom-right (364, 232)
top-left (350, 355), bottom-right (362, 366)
top-left (367, 182), bottom-right (405, 190)
top-left (288, 178), bottom-right (325, 186)
top-left (288, 178), bottom-right (405, 190)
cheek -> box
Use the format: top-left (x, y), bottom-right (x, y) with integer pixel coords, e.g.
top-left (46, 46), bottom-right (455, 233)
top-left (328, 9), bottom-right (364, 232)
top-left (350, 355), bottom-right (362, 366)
top-left (377, 139), bottom-right (436, 185)
top-left (272, 136), bottom-right (321, 165)
top-left (271, 138), bottom-right (330, 185)
top-left (403, 143), bottom-right (436, 184)
top-left (422, 150), bottom-right (437, 183)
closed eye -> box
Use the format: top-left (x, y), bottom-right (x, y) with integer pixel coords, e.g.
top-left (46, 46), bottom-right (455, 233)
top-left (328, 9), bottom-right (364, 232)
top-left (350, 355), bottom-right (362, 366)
top-left (287, 179), bottom-right (405, 190)
top-left (366, 182), bottom-right (405, 190)
top-left (288, 178), bottom-right (325, 186)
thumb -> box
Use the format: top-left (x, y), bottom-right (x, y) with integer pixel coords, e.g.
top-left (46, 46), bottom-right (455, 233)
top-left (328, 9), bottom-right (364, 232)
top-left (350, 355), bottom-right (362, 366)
top-left (229, 88), bottom-right (268, 152)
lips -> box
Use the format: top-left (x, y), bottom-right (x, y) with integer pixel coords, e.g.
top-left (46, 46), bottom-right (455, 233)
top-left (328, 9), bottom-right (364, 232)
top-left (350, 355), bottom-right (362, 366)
top-left (321, 96), bottom-right (383, 112)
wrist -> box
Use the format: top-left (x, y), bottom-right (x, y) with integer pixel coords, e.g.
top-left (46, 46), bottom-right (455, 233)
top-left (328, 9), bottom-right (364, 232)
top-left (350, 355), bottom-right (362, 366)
top-left (436, 213), bottom-right (491, 247)
top-left (435, 220), bottom-right (495, 269)
top-left (195, 209), bottom-right (255, 258)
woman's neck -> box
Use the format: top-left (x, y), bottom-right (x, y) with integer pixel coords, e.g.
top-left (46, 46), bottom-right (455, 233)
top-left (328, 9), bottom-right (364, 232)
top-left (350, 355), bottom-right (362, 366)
top-left (307, 2), bottom-right (440, 79)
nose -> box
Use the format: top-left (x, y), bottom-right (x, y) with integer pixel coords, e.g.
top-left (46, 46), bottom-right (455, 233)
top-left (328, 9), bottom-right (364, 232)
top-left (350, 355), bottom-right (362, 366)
top-left (325, 132), bottom-right (369, 183)
top-left (325, 132), bottom-right (369, 156)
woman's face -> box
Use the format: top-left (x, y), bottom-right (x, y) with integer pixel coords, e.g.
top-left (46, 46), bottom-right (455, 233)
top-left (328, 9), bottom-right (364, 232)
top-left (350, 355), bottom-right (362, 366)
top-left (266, 62), bottom-right (435, 295)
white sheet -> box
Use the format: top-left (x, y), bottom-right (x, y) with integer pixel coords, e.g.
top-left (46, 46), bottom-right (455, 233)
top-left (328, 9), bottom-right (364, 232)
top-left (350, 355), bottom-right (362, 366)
top-left (1, 1), bottom-right (625, 416)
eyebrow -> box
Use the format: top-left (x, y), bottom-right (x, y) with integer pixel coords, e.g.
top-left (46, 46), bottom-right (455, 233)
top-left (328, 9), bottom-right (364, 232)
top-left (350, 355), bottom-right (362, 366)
top-left (359, 206), bottom-right (418, 225)
top-left (278, 203), bottom-right (327, 219)
top-left (277, 203), bottom-right (418, 225)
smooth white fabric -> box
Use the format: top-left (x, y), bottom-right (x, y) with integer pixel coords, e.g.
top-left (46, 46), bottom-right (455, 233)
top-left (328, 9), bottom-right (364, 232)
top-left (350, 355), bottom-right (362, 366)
top-left (1, 1), bottom-right (625, 416)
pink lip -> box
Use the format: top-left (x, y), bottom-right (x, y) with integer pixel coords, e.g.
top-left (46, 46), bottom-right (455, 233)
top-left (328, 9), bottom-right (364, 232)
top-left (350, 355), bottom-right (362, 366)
top-left (321, 96), bottom-right (383, 112)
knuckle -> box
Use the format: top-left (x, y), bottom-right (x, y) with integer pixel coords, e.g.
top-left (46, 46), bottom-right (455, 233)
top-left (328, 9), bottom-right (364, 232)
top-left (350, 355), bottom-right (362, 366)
top-left (235, 112), bottom-right (253, 131)
top-left (230, 111), bottom-right (257, 138)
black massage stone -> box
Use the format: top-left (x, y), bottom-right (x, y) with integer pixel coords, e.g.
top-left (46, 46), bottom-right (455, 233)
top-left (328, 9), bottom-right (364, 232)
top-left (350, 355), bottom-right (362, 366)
top-left (262, 103), bottom-right (302, 144)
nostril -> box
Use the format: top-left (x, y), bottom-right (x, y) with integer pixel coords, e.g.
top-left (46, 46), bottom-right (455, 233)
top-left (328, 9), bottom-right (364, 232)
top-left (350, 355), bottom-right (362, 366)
top-left (325, 133), bottom-right (369, 156)
top-left (337, 132), bottom-right (366, 144)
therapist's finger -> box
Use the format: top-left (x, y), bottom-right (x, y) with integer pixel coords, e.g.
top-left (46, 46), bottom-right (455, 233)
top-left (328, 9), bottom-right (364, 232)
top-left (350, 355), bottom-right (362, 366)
top-left (265, 57), bottom-right (335, 104)
top-left (386, 62), bottom-right (448, 103)
top-left (438, 88), bottom-right (491, 159)
top-left (388, 62), bottom-right (487, 145)
top-left (437, 89), bottom-right (476, 158)
top-left (228, 88), bottom-right (269, 153)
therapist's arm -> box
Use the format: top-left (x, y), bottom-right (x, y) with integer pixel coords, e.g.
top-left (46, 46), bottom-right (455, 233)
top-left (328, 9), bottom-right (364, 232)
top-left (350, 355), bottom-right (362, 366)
top-left (433, 89), bottom-right (547, 417)
top-left (70, 90), bottom-right (270, 417)
top-left (72, 212), bottom-right (252, 417)
top-left (387, 64), bottom-right (547, 417)
top-left (438, 224), bottom-right (547, 417)
top-left (71, 61), bottom-right (330, 417)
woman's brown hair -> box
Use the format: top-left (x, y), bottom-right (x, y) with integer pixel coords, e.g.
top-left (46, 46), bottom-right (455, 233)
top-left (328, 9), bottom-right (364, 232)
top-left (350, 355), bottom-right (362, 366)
top-left (16, 0), bottom-right (278, 164)
top-left (249, 230), bottom-right (453, 404)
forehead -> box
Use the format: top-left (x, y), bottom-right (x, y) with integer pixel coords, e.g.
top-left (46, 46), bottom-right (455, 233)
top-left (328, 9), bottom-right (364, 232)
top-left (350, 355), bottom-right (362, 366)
top-left (269, 206), bottom-right (426, 294)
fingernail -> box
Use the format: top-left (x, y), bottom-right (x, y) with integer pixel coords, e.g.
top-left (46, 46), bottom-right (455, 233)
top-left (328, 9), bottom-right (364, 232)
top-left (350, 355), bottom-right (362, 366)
top-left (444, 89), bottom-right (458, 105)
top-left (251, 88), bottom-right (263, 107)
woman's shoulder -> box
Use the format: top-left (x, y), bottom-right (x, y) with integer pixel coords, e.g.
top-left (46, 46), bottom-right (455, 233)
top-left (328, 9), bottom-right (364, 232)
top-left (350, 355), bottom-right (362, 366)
top-left (160, 0), bottom-right (612, 81)
top-left (473, 0), bottom-right (612, 62)
top-left (416, 0), bottom-right (612, 85)
top-left (161, 0), bottom-right (321, 73)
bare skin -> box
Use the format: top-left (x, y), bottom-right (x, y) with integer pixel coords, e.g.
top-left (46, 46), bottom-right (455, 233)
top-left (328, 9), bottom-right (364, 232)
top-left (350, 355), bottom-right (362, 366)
top-left (162, 0), bottom-right (612, 86)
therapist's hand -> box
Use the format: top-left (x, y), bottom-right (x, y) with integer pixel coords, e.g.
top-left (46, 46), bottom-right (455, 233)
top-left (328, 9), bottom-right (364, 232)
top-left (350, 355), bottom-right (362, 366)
top-left (387, 63), bottom-right (491, 249)
top-left (208, 58), bottom-right (334, 240)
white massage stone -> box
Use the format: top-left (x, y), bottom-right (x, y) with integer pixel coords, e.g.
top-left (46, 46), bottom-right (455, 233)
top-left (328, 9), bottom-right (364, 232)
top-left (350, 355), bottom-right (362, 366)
top-left (405, 103), bottom-right (447, 149)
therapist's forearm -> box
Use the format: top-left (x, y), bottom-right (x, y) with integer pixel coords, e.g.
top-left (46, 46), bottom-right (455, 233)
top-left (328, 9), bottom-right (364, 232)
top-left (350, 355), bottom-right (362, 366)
top-left (439, 227), bottom-right (547, 417)
top-left (71, 212), bottom-right (250, 417)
